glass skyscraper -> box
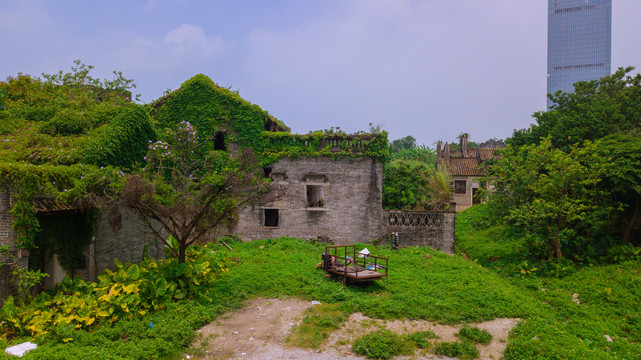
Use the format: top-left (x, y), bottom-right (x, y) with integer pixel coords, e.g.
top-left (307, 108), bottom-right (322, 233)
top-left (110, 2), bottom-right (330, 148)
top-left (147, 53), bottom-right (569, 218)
top-left (547, 0), bottom-right (611, 108)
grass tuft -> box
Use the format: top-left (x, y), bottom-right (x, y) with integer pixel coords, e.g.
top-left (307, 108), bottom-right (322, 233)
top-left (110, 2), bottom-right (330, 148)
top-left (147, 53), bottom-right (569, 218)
top-left (457, 326), bottom-right (492, 345)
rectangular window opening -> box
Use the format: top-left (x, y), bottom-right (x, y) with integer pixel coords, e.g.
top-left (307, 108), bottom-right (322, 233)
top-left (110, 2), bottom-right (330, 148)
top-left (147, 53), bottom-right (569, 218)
top-left (306, 185), bottom-right (324, 208)
top-left (263, 167), bottom-right (273, 178)
top-left (454, 180), bottom-right (466, 195)
top-left (214, 132), bottom-right (227, 151)
top-left (264, 209), bottom-right (279, 227)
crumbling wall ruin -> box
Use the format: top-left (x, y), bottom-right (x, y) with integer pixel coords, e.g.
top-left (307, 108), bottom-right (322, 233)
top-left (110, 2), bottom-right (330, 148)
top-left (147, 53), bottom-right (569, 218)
top-left (236, 157), bottom-right (386, 244)
top-left (385, 210), bottom-right (456, 254)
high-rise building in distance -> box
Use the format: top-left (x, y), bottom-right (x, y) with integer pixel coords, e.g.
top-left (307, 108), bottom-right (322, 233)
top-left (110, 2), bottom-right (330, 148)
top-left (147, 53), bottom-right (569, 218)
top-left (547, 0), bottom-right (611, 108)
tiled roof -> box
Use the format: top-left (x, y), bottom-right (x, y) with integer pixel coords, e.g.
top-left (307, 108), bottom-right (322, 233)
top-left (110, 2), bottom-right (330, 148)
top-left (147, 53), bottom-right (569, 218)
top-left (477, 147), bottom-right (501, 161)
top-left (33, 197), bottom-right (77, 214)
top-left (448, 157), bottom-right (483, 176)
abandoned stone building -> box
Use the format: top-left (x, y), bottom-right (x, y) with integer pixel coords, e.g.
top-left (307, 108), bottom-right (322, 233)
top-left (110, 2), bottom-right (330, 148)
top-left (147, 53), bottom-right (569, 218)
top-left (0, 74), bottom-right (455, 304)
top-left (436, 134), bottom-right (502, 212)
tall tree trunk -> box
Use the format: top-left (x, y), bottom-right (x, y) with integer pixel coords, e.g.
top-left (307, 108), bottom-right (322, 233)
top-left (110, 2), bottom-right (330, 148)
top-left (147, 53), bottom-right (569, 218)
top-left (549, 224), bottom-right (563, 259)
top-left (178, 242), bottom-right (187, 264)
top-left (623, 198), bottom-right (640, 244)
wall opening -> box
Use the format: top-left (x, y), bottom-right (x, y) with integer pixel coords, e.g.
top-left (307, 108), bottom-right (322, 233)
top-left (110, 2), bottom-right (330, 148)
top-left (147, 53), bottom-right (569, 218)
top-left (263, 167), bottom-right (273, 178)
top-left (263, 208), bottom-right (279, 227)
top-left (472, 188), bottom-right (482, 204)
top-left (454, 180), bottom-right (466, 194)
top-left (306, 185), bottom-right (324, 208)
top-left (214, 132), bottom-right (227, 151)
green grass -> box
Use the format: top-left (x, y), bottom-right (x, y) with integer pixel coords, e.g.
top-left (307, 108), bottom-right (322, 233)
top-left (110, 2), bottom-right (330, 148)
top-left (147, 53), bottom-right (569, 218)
top-left (286, 303), bottom-right (348, 348)
top-left (434, 341), bottom-right (479, 359)
top-left (457, 326), bottom-right (492, 345)
top-left (456, 204), bottom-right (641, 359)
top-left (2, 215), bottom-right (640, 359)
top-left (352, 329), bottom-right (414, 360)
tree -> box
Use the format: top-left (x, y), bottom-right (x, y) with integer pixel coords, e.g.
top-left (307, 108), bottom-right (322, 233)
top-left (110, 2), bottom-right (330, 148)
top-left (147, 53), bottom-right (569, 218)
top-left (390, 136), bottom-right (416, 152)
top-left (119, 121), bottom-right (274, 264)
top-left (383, 159), bottom-right (450, 211)
top-left (509, 67), bottom-right (641, 150)
top-left (487, 139), bottom-right (607, 259)
top-left (588, 134), bottom-right (641, 244)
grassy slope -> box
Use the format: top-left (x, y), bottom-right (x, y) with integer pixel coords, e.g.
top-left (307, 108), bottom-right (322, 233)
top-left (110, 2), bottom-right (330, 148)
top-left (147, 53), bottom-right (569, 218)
top-left (2, 216), bottom-right (639, 359)
top-left (1, 237), bottom-right (536, 359)
top-left (456, 204), bottom-right (641, 359)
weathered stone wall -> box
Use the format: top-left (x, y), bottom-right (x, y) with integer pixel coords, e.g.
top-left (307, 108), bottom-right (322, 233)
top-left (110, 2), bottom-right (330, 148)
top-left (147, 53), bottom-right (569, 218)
top-left (236, 157), bottom-right (385, 244)
top-left (91, 209), bottom-right (164, 278)
top-left (385, 210), bottom-right (456, 254)
top-left (0, 185), bottom-right (14, 303)
top-left (0, 185), bottom-right (28, 305)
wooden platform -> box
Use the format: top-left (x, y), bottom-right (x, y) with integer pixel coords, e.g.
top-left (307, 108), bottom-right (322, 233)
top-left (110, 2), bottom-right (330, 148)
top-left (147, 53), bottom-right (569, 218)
top-left (322, 245), bottom-right (388, 285)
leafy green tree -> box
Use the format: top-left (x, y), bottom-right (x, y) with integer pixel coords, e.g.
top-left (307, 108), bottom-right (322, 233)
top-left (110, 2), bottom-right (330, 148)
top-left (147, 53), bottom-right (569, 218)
top-left (390, 135), bottom-right (416, 152)
top-left (510, 67), bottom-right (641, 150)
top-left (383, 159), bottom-right (450, 210)
top-left (487, 139), bottom-right (607, 259)
top-left (588, 134), bottom-right (641, 244)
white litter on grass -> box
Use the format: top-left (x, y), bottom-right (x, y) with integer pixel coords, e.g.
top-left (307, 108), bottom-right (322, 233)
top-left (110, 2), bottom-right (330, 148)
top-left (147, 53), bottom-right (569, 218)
top-left (233, 331), bottom-right (239, 334)
top-left (5, 342), bottom-right (38, 357)
top-left (572, 293), bottom-right (581, 304)
top-left (604, 335), bottom-right (613, 342)
top-left (358, 248), bottom-right (370, 257)
top-left (311, 300), bottom-right (321, 305)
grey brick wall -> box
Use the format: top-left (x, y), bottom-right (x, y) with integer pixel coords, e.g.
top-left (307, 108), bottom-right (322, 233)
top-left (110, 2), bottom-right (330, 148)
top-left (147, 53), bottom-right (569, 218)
top-left (0, 185), bottom-right (28, 305)
top-left (236, 157), bottom-right (386, 244)
top-left (91, 209), bottom-right (164, 277)
top-left (385, 211), bottom-right (456, 254)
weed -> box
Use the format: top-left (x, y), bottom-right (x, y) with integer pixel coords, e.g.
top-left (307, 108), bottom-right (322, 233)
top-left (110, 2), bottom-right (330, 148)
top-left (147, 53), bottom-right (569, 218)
top-left (457, 326), bottom-right (492, 345)
top-left (434, 341), bottom-right (479, 359)
top-left (352, 329), bottom-right (413, 360)
top-left (286, 303), bottom-right (348, 348)
top-left (405, 330), bottom-right (438, 349)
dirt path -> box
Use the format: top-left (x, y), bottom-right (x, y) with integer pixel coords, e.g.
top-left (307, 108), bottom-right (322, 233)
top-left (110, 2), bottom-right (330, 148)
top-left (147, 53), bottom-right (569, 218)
top-left (187, 298), bottom-right (518, 360)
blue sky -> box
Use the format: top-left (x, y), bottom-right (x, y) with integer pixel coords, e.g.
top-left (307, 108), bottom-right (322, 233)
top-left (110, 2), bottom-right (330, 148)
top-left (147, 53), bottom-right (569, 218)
top-left (2, 0), bottom-right (640, 146)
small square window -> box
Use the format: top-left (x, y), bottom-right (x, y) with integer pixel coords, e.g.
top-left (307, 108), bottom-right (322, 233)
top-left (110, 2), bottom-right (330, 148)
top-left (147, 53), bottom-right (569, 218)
top-left (454, 180), bottom-right (466, 195)
top-left (264, 209), bottom-right (279, 227)
top-left (263, 167), bottom-right (273, 178)
top-left (306, 185), bottom-right (324, 208)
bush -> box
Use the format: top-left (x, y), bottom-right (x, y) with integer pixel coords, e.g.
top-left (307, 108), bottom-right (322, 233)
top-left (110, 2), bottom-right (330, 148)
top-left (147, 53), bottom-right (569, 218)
top-left (434, 341), bottom-right (479, 359)
top-left (457, 326), bottom-right (492, 345)
top-left (405, 330), bottom-right (438, 349)
top-left (352, 329), bottom-right (413, 360)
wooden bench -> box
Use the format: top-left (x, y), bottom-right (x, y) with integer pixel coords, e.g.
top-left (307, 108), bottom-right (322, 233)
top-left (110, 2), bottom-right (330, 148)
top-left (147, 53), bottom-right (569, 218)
top-left (322, 245), bottom-right (388, 285)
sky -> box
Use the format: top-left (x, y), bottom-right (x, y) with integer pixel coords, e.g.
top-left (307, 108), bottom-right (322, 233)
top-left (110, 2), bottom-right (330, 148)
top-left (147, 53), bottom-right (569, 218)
top-left (1, 0), bottom-right (640, 146)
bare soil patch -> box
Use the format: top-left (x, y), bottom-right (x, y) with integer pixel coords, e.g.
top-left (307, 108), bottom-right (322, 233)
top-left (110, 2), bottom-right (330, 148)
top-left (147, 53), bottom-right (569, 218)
top-left (188, 298), bottom-right (518, 360)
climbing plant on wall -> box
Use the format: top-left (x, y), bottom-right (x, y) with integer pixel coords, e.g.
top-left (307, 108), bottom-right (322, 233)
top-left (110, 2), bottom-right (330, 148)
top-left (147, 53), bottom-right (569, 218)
top-left (149, 74), bottom-right (287, 156)
top-left (0, 62), bottom-right (153, 250)
top-left (30, 210), bottom-right (97, 274)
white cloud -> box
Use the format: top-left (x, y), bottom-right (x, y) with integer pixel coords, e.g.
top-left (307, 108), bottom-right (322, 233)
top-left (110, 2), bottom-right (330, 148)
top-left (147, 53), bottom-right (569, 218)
top-left (101, 24), bottom-right (228, 101)
top-left (162, 24), bottom-right (225, 56)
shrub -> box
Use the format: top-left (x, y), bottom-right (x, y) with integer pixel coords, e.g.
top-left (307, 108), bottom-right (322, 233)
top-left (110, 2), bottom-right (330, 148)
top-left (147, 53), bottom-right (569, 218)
top-left (352, 329), bottom-right (413, 360)
top-left (434, 341), bottom-right (479, 359)
top-left (405, 330), bottom-right (438, 349)
top-left (457, 326), bottom-right (492, 345)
